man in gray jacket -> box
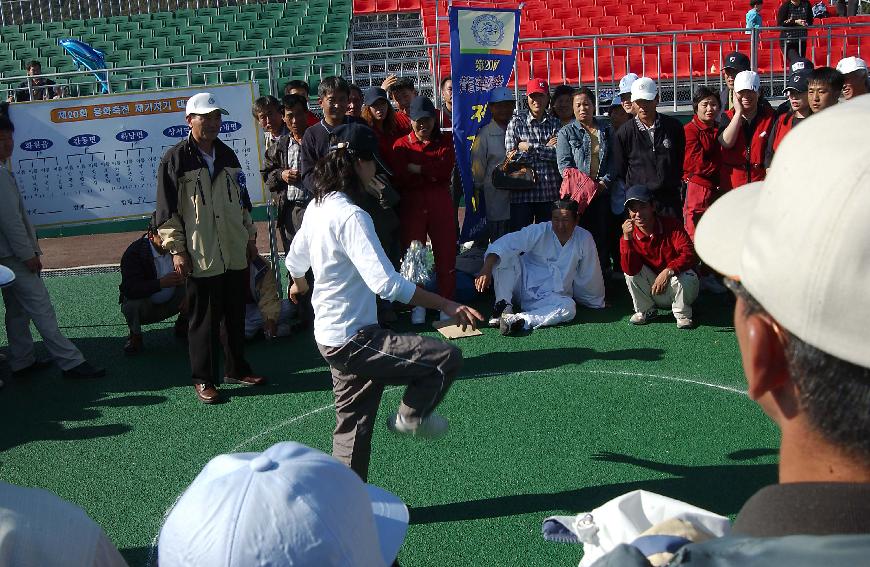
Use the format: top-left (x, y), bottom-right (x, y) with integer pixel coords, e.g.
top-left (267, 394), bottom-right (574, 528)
top-left (0, 106), bottom-right (103, 379)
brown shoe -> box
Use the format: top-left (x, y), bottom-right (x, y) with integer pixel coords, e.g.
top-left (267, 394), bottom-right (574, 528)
top-left (223, 375), bottom-right (267, 386)
top-left (123, 333), bottom-right (143, 355)
top-left (194, 383), bottom-right (220, 404)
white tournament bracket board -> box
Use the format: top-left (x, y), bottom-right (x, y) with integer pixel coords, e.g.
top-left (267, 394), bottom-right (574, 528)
top-left (7, 83), bottom-right (266, 228)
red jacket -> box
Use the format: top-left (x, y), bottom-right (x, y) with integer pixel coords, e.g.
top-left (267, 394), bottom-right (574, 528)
top-left (683, 115), bottom-right (721, 189)
top-left (390, 131), bottom-right (455, 193)
top-left (619, 216), bottom-right (697, 276)
top-left (719, 105), bottom-right (775, 190)
top-left (370, 115), bottom-right (412, 164)
top-left (766, 112), bottom-right (806, 167)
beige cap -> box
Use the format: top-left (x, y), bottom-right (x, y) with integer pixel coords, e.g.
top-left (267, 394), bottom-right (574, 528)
top-left (185, 92), bottom-right (229, 116)
top-left (836, 56), bottom-right (867, 75)
top-left (695, 96), bottom-right (870, 369)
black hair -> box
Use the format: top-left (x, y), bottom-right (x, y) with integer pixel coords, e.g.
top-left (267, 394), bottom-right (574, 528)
top-left (551, 84), bottom-right (576, 103)
top-left (749, 0), bottom-right (762, 6)
top-left (349, 83), bottom-right (363, 98)
top-left (312, 138), bottom-right (363, 204)
top-left (251, 95), bottom-right (281, 117)
top-left (0, 102), bottom-right (14, 132)
top-left (284, 79), bottom-right (310, 96)
top-left (692, 85), bottom-right (720, 113)
top-left (26, 60), bottom-right (41, 71)
top-left (808, 67), bottom-right (845, 92)
top-left (318, 76), bottom-right (350, 99)
top-left (388, 76), bottom-right (416, 95)
top-left (552, 198), bottom-right (580, 215)
top-left (281, 93), bottom-right (308, 113)
top-left (573, 86), bottom-right (595, 102)
top-left (440, 76), bottom-right (452, 89)
top-left (727, 279), bottom-right (870, 466)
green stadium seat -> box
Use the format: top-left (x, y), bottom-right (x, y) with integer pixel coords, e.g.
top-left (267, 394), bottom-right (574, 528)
top-left (153, 27), bottom-right (179, 39)
top-left (220, 5), bottom-right (242, 13)
top-left (7, 39), bottom-right (31, 51)
top-left (70, 81), bottom-right (95, 97)
top-left (245, 29), bottom-right (270, 41)
top-left (63, 19), bottom-right (85, 30)
top-left (108, 75), bottom-right (129, 93)
top-left (262, 4), bottom-right (285, 18)
top-left (3, 32), bottom-right (25, 45)
top-left (212, 14), bottom-right (234, 25)
top-left (323, 22), bottom-right (348, 35)
top-left (251, 18), bottom-right (277, 31)
top-left (51, 57), bottom-right (75, 71)
top-left (20, 23), bottom-right (41, 34)
top-left (140, 20), bottom-right (164, 31)
top-left (142, 37), bottom-right (166, 49)
top-left (235, 12), bottom-right (258, 23)
top-left (0, 61), bottom-right (22, 74)
top-left (227, 20), bottom-right (252, 33)
top-left (0, 51), bottom-right (13, 62)
top-left (202, 23), bottom-right (226, 35)
top-left (298, 24), bottom-right (322, 37)
top-left (211, 41), bottom-right (238, 55)
top-left (196, 7), bottom-right (219, 17)
top-left (256, 79), bottom-right (272, 97)
top-left (161, 73), bottom-right (189, 88)
top-left (220, 29), bottom-right (245, 42)
top-left (32, 37), bottom-right (55, 49)
top-left (198, 31), bottom-right (220, 44)
top-left (200, 53), bottom-right (227, 62)
top-left (67, 26), bottom-right (91, 39)
top-left (167, 35), bottom-right (190, 48)
top-left (272, 25), bottom-right (297, 39)
top-left (39, 45), bottom-right (66, 60)
top-left (90, 40), bottom-right (112, 52)
top-left (174, 9), bottom-right (195, 19)
top-left (128, 71), bottom-right (158, 90)
top-left (117, 21), bottom-right (139, 34)
top-left (150, 11), bottom-right (173, 22)
top-left (47, 29), bottom-right (67, 40)
top-left (221, 63), bottom-right (253, 82)
top-left (130, 13), bottom-right (152, 23)
top-left (320, 33), bottom-right (347, 48)
top-left (238, 39), bottom-right (265, 52)
top-left (128, 29), bottom-right (151, 41)
top-left (187, 16), bottom-right (211, 27)
top-left (93, 24), bottom-right (116, 35)
top-left (107, 16), bottom-right (129, 25)
top-left (173, 54), bottom-right (199, 65)
top-left (103, 50), bottom-right (129, 64)
top-left (269, 36), bottom-right (294, 50)
top-left (129, 48), bottom-right (156, 62)
top-left (1, 24), bottom-right (20, 33)
top-left (116, 39), bottom-right (141, 51)
top-left (184, 44), bottom-right (210, 57)
top-left (16, 48), bottom-right (39, 62)
top-left (239, 3), bottom-right (261, 14)
top-left (283, 4), bottom-right (306, 18)
top-left (257, 48), bottom-right (286, 57)
top-left (42, 22), bottom-right (64, 32)
top-left (177, 24), bottom-right (202, 36)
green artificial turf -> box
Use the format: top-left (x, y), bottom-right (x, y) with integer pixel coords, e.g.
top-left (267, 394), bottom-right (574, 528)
top-left (0, 273), bottom-right (779, 566)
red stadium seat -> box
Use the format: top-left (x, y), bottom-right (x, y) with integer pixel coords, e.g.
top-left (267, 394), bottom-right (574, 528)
top-left (696, 12), bottom-right (725, 24)
top-left (657, 3), bottom-right (685, 15)
top-left (397, 0), bottom-right (421, 11)
top-left (644, 14), bottom-right (671, 26)
top-left (376, 0), bottom-right (398, 12)
top-left (354, 0), bottom-right (376, 14)
top-left (589, 15), bottom-right (617, 28)
top-left (631, 5), bottom-right (657, 15)
top-left (671, 12), bottom-right (698, 26)
top-left (603, 4), bottom-right (631, 16)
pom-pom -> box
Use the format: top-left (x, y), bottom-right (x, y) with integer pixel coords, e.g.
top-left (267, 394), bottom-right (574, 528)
top-left (399, 240), bottom-right (434, 286)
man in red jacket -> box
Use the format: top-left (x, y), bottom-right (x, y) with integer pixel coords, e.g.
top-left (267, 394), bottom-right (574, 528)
top-left (620, 185), bottom-right (699, 329)
top-left (718, 71), bottom-right (775, 191)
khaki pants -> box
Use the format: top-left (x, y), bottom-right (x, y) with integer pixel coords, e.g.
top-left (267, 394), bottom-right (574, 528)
top-left (120, 286), bottom-right (185, 334)
top-left (317, 325), bottom-right (463, 481)
top-left (0, 256), bottom-right (85, 372)
top-left (625, 265), bottom-right (699, 319)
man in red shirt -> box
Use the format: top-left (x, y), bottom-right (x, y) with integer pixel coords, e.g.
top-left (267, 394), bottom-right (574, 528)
top-left (620, 185), bottom-right (699, 329)
top-left (718, 71), bottom-right (775, 191)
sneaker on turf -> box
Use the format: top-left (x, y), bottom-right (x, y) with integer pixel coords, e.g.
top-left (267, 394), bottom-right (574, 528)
top-left (676, 315), bottom-right (694, 329)
top-left (411, 306), bottom-right (426, 324)
top-left (499, 313), bottom-right (526, 336)
top-left (629, 308), bottom-right (658, 325)
top-left (488, 299), bottom-right (513, 327)
top-left (387, 412), bottom-right (449, 439)
top-left (701, 274), bottom-right (727, 294)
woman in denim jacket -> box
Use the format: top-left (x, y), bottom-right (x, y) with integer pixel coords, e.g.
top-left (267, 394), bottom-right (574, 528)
top-left (556, 87), bottom-right (614, 274)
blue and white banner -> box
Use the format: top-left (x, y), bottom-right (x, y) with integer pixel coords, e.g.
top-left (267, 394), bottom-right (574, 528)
top-left (449, 6), bottom-right (520, 241)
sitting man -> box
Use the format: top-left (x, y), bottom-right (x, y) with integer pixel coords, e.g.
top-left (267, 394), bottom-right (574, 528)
top-left (620, 185), bottom-right (699, 329)
top-left (592, 89), bottom-right (870, 567)
top-left (242, 256), bottom-right (295, 340)
top-left (474, 199), bottom-right (605, 336)
top-left (119, 212), bottom-right (187, 355)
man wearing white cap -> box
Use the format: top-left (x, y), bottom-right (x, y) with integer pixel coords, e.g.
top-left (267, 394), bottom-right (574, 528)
top-left (612, 77), bottom-right (686, 216)
top-left (617, 72), bottom-right (639, 116)
top-left (158, 441), bottom-right (409, 567)
top-left (835, 56), bottom-right (869, 100)
top-left (718, 70), bottom-right (775, 191)
top-left (156, 92), bottom-right (265, 404)
top-left (471, 86), bottom-right (515, 242)
top-left (591, 91), bottom-right (870, 567)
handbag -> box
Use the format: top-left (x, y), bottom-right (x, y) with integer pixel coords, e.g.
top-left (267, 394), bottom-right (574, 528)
top-left (491, 150), bottom-right (537, 191)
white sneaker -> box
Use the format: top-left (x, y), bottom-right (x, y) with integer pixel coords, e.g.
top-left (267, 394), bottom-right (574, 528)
top-left (676, 316), bottom-right (694, 329)
top-left (629, 308), bottom-right (658, 325)
top-left (387, 412), bottom-right (449, 439)
top-left (411, 306), bottom-right (426, 324)
top-left (701, 274), bottom-right (727, 294)
top-left (488, 300), bottom-right (513, 327)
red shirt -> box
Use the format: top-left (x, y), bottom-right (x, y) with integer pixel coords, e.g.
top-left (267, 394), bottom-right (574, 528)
top-left (619, 216), bottom-right (697, 276)
top-left (390, 132), bottom-right (455, 193)
top-left (370, 116), bottom-right (412, 164)
top-left (719, 105), bottom-right (775, 190)
top-left (306, 111), bottom-right (319, 128)
top-left (683, 115), bottom-right (721, 189)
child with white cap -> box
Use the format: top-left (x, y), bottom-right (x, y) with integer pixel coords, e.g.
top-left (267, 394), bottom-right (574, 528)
top-left (718, 71), bottom-right (775, 190)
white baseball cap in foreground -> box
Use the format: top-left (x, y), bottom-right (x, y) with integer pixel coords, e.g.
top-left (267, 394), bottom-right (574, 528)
top-left (694, 96), bottom-right (870, 368)
top-left (630, 77), bottom-right (657, 102)
top-left (185, 92), bottom-right (229, 116)
top-left (733, 70), bottom-right (760, 93)
top-left (158, 441), bottom-right (409, 567)
top-left (836, 56), bottom-right (867, 75)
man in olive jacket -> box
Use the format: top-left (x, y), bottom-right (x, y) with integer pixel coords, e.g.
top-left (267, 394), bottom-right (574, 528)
top-left (155, 92), bottom-right (265, 404)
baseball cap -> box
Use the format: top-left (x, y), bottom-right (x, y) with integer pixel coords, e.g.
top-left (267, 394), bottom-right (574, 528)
top-left (611, 93), bottom-right (622, 106)
top-left (790, 57), bottom-right (815, 74)
top-left (836, 55), bottom-right (867, 75)
top-left (723, 51), bottom-right (751, 73)
top-left (158, 442), bottom-right (409, 567)
top-left (364, 86), bottom-right (389, 106)
top-left (624, 184), bottom-right (654, 206)
top-left (526, 77), bottom-right (549, 95)
top-left (331, 122), bottom-right (392, 175)
top-left (618, 73), bottom-right (639, 95)
top-left (409, 95), bottom-right (436, 121)
top-left (0, 264), bottom-right (14, 288)
top-left (185, 92), bottom-right (229, 116)
top-left (733, 70), bottom-right (760, 93)
top-left (489, 86), bottom-right (515, 103)
top-left (694, 95), bottom-right (870, 369)
top-left (630, 77), bottom-right (657, 102)
top-left (783, 72), bottom-right (809, 94)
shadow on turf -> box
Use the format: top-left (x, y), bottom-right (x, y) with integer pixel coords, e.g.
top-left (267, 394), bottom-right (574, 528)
top-left (462, 346), bottom-right (665, 377)
top-left (409, 450), bottom-right (777, 525)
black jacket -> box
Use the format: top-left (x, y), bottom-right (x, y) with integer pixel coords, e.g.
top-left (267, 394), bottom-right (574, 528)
top-left (777, 0), bottom-right (814, 39)
top-left (299, 116), bottom-right (363, 194)
top-left (119, 236), bottom-right (160, 303)
top-left (612, 114), bottom-right (686, 209)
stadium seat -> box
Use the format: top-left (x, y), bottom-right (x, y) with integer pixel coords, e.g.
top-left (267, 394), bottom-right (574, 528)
top-left (236, 12), bottom-right (258, 23)
top-left (167, 35), bottom-right (190, 47)
top-left (238, 39), bottom-right (266, 52)
top-left (116, 39), bottom-right (141, 51)
top-left (245, 28), bottom-right (271, 41)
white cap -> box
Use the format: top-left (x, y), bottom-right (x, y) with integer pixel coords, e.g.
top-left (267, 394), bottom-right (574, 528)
top-left (733, 70), bottom-right (760, 93)
top-left (836, 56), bottom-right (867, 75)
top-left (158, 442), bottom-right (409, 567)
top-left (489, 86), bottom-right (515, 103)
top-left (185, 92), bottom-right (229, 116)
top-left (618, 73), bottom-right (639, 95)
top-left (0, 264), bottom-right (14, 287)
top-left (630, 77), bottom-right (657, 102)
top-left (694, 95), bottom-right (870, 369)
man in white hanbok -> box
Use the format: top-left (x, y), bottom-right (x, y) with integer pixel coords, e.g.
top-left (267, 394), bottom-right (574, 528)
top-left (475, 199), bottom-right (606, 335)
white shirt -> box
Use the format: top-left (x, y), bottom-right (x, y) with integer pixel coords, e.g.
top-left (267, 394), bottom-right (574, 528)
top-left (198, 147), bottom-right (216, 177)
top-left (285, 192), bottom-right (417, 347)
top-left (149, 240), bottom-right (176, 304)
top-left (486, 221), bottom-right (605, 308)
